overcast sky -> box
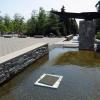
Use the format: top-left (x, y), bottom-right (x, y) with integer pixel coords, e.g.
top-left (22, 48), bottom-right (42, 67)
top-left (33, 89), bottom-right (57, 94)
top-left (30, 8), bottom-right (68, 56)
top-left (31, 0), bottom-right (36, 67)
top-left (0, 0), bottom-right (98, 20)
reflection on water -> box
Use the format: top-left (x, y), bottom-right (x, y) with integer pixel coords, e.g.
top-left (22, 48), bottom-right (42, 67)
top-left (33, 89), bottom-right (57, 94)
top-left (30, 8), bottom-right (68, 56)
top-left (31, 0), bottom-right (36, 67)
top-left (0, 48), bottom-right (100, 100)
top-left (55, 50), bottom-right (100, 67)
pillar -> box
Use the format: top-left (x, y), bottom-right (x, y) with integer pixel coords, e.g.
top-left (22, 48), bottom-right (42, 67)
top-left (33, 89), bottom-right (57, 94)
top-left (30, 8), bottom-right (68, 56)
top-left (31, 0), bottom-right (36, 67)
top-left (79, 20), bottom-right (95, 51)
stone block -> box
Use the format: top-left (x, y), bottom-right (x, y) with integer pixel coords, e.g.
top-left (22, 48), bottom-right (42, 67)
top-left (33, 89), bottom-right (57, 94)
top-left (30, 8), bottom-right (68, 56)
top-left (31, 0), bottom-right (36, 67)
top-left (79, 20), bottom-right (95, 51)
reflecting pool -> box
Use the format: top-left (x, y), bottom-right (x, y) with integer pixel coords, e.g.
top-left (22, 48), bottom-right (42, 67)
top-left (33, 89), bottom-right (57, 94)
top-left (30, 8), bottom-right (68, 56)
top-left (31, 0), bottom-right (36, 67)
top-left (0, 48), bottom-right (100, 100)
top-left (55, 50), bottom-right (100, 67)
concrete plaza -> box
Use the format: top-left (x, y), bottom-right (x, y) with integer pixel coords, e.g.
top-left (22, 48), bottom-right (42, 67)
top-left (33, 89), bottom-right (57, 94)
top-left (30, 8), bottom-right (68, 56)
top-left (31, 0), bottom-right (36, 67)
top-left (0, 37), bottom-right (65, 57)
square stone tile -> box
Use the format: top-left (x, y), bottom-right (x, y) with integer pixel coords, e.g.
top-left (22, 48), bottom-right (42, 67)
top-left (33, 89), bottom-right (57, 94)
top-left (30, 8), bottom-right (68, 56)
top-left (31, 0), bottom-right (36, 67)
top-left (34, 74), bottom-right (63, 88)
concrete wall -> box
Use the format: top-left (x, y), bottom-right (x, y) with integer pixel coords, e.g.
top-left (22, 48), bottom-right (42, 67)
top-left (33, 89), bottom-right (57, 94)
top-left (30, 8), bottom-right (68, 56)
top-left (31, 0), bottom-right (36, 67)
top-left (0, 43), bottom-right (48, 84)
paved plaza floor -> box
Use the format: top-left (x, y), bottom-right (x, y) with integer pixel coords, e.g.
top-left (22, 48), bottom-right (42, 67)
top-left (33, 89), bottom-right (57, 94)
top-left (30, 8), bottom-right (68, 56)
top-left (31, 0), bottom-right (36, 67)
top-left (0, 37), bottom-right (65, 57)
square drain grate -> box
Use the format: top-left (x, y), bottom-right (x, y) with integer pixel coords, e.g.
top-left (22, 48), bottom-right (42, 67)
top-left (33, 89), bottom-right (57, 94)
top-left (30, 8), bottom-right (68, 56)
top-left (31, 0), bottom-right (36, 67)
top-left (34, 74), bottom-right (63, 88)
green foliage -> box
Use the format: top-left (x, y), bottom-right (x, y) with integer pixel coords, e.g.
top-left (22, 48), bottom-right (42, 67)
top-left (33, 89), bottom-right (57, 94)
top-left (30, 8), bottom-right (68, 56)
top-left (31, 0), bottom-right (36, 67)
top-left (46, 11), bottom-right (61, 36)
top-left (36, 7), bottom-right (47, 35)
top-left (13, 13), bottom-right (25, 34)
top-left (96, 32), bottom-right (100, 39)
top-left (27, 16), bottom-right (37, 36)
top-left (0, 7), bottom-right (78, 37)
top-left (69, 19), bottom-right (79, 35)
top-left (4, 14), bottom-right (12, 32)
top-left (0, 23), bottom-right (6, 33)
top-left (0, 16), bottom-right (6, 33)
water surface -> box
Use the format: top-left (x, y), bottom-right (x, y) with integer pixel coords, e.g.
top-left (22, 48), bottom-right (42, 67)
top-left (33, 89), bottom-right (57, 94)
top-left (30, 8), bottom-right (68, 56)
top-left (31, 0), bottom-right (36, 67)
top-left (0, 48), bottom-right (100, 100)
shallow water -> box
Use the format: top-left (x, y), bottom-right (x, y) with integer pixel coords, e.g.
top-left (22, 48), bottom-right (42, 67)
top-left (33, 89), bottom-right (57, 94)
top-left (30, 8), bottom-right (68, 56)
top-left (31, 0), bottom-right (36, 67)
top-left (0, 48), bottom-right (100, 100)
top-left (55, 50), bottom-right (100, 67)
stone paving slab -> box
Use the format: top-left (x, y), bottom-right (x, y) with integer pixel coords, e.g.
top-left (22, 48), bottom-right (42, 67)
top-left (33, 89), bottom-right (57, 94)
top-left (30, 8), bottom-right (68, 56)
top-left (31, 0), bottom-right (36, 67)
top-left (34, 73), bottom-right (63, 88)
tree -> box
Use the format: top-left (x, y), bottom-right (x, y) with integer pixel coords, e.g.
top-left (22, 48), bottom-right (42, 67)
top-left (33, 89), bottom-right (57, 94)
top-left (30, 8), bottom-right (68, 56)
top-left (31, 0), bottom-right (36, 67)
top-left (4, 14), bottom-right (12, 33)
top-left (13, 13), bottom-right (25, 34)
top-left (69, 18), bottom-right (78, 35)
top-left (36, 7), bottom-right (47, 35)
top-left (27, 16), bottom-right (37, 36)
top-left (26, 10), bottom-right (38, 36)
top-left (0, 15), bottom-right (6, 34)
top-left (0, 7), bottom-right (79, 37)
top-left (26, 8), bottom-right (48, 36)
top-left (46, 10), bottom-right (61, 36)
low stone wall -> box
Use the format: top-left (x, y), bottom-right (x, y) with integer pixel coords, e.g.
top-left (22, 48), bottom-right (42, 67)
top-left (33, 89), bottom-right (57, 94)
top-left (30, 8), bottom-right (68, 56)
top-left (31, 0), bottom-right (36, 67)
top-left (0, 43), bottom-right (48, 84)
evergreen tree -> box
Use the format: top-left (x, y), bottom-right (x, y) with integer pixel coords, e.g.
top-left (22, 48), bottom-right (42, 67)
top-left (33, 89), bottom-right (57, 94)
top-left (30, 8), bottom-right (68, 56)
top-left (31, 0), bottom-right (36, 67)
top-left (27, 13), bottom-right (37, 36)
top-left (47, 10), bottom-right (61, 36)
top-left (4, 14), bottom-right (12, 33)
top-left (36, 7), bottom-right (47, 35)
top-left (69, 18), bottom-right (78, 35)
top-left (0, 15), bottom-right (6, 34)
top-left (13, 13), bottom-right (25, 35)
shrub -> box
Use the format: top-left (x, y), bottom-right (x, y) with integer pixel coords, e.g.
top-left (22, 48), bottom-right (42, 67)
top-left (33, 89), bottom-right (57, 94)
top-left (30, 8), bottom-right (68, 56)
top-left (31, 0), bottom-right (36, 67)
top-left (96, 32), bottom-right (100, 40)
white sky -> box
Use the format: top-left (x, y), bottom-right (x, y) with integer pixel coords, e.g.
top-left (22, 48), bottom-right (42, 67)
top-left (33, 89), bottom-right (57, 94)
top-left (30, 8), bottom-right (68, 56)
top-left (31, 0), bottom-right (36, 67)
top-left (0, 0), bottom-right (98, 20)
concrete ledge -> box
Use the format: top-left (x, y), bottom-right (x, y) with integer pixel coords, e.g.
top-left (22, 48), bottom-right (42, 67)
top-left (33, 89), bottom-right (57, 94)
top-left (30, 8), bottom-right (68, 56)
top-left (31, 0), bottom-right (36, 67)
top-left (54, 41), bottom-right (79, 48)
top-left (0, 42), bottom-right (47, 64)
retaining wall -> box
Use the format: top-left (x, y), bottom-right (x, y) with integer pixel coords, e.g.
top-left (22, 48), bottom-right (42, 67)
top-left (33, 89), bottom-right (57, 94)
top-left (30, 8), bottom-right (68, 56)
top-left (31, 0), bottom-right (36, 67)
top-left (0, 43), bottom-right (48, 84)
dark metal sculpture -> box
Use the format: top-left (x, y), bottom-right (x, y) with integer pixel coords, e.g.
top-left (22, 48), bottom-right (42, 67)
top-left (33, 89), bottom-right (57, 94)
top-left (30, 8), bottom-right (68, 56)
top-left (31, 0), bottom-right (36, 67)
top-left (95, 0), bottom-right (100, 12)
top-left (51, 11), bottom-right (100, 20)
top-left (51, 10), bottom-right (100, 35)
